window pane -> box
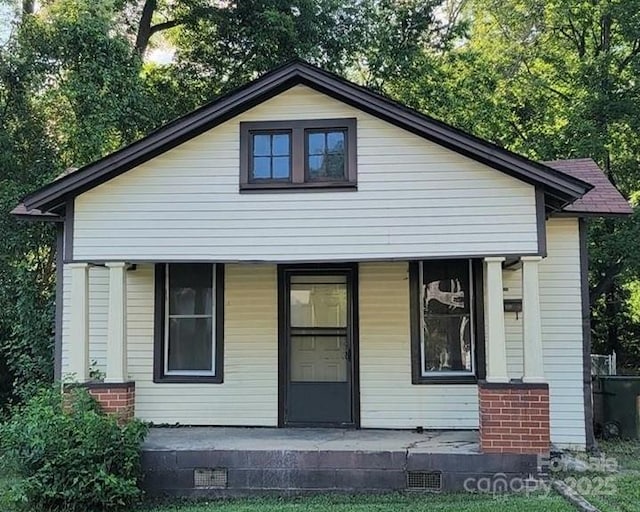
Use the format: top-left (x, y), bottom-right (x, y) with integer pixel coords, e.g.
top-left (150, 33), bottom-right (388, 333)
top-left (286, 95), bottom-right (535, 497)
top-left (325, 153), bottom-right (345, 179)
top-left (290, 335), bottom-right (347, 382)
top-left (290, 278), bottom-right (347, 328)
top-left (168, 264), bottom-right (212, 316)
top-left (252, 157), bottom-right (271, 179)
top-left (423, 260), bottom-right (470, 314)
top-left (272, 133), bottom-right (290, 156)
top-left (253, 134), bottom-right (271, 156)
top-left (421, 260), bottom-right (473, 374)
top-left (327, 131), bottom-right (345, 153)
top-left (168, 317), bottom-right (213, 371)
top-left (308, 155), bottom-right (324, 175)
top-left (272, 156), bottom-right (291, 179)
top-left (308, 132), bottom-right (325, 155)
top-left (306, 129), bottom-right (347, 181)
top-left (423, 315), bottom-right (472, 372)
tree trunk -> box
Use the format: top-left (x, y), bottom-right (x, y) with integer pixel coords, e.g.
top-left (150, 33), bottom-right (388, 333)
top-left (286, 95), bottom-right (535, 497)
top-left (605, 288), bottom-right (621, 357)
top-left (135, 0), bottom-right (157, 56)
top-left (590, 260), bottom-right (623, 305)
top-left (22, 0), bottom-right (35, 15)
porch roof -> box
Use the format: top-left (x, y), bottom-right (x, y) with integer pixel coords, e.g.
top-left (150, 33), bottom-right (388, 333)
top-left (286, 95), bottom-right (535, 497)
top-left (545, 158), bottom-right (633, 216)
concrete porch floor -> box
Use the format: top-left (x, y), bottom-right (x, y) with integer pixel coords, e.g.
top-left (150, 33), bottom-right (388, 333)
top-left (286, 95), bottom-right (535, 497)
top-left (143, 427), bottom-right (480, 454)
top-left (141, 427), bottom-right (540, 496)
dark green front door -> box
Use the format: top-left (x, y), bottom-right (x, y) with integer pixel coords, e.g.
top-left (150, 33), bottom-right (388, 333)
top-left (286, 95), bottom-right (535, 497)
top-left (280, 266), bottom-right (358, 427)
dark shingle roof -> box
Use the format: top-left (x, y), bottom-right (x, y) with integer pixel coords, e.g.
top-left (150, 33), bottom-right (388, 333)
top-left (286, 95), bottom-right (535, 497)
top-left (545, 158), bottom-right (633, 216)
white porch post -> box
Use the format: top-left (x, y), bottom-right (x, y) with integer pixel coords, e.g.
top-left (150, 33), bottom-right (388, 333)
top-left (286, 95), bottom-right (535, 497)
top-left (105, 262), bottom-right (128, 383)
top-left (69, 263), bottom-right (90, 382)
top-left (522, 256), bottom-right (545, 383)
top-left (484, 257), bottom-right (509, 383)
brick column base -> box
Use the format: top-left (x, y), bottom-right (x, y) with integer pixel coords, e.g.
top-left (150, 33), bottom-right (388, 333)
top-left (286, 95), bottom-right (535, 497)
top-left (478, 381), bottom-right (550, 454)
top-left (68, 381), bottom-right (136, 423)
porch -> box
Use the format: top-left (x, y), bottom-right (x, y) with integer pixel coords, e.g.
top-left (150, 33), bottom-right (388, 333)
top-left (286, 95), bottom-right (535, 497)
top-left (141, 427), bottom-right (542, 496)
top-left (65, 258), bottom-right (553, 455)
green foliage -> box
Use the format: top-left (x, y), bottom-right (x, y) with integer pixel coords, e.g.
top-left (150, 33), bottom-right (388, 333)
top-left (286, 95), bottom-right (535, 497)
top-left (1, 0), bottom-right (640, 411)
top-left (0, 0), bottom-right (156, 407)
top-left (0, 386), bottom-right (148, 512)
top-left (0, 0), bottom-right (456, 407)
top-left (386, 0), bottom-right (640, 367)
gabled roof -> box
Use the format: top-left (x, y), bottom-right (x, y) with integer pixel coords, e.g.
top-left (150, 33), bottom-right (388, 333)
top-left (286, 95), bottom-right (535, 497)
top-left (545, 159), bottom-right (633, 216)
top-left (20, 59), bottom-right (592, 213)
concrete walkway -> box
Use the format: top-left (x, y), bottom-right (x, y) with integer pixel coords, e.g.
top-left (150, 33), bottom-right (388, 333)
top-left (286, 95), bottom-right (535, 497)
top-left (143, 427), bottom-right (480, 454)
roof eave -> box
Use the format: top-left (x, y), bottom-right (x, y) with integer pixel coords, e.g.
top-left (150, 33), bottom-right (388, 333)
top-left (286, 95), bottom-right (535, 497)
top-left (10, 203), bottom-right (63, 222)
top-left (21, 60), bottom-right (591, 213)
top-left (553, 210), bottom-right (633, 218)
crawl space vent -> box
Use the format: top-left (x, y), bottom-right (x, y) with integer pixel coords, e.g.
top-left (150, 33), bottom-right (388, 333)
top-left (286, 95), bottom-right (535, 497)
top-left (194, 468), bottom-right (228, 489)
top-left (406, 471), bottom-right (442, 491)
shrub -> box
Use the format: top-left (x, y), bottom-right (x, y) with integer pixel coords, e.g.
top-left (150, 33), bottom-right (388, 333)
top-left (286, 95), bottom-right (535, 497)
top-left (0, 385), bottom-right (148, 511)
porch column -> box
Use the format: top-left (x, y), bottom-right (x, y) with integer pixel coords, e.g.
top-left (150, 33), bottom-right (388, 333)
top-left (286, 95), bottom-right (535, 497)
top-left (105, 262), bottom-right (128, 383)
top-left (522, 256), bottom-right (545, 383)
top-left (483, 257), bottom-right (508, 383)
top-left (68, 263), bottom-right (90, 382)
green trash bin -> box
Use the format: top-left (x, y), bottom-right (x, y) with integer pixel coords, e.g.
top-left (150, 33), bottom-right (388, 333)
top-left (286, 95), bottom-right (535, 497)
top-left (597, 376), bottom-right (640, 439)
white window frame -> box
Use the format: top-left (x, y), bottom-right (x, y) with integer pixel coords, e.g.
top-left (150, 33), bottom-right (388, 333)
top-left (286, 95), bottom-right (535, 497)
top-left (164, 263), bottom-right (217, 377)
top-left (419, 259), bottom-right (476, 377)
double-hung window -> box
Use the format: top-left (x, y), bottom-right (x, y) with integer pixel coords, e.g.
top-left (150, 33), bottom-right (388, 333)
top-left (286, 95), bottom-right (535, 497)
top-left (240, 118), bottom-right (356, 190)
top-left (410, 259), bottom-right (484, 384)
top-left (154, 263), bottom-right (224, 383)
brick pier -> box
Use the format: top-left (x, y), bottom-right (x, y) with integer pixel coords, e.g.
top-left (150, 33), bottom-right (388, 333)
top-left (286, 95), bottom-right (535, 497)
top-left (478, 381), bottom-right (550, 454)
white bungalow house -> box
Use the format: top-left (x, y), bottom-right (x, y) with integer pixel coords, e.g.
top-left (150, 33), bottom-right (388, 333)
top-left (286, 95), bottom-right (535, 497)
top-left (14, 61), bottom-right (632, 493)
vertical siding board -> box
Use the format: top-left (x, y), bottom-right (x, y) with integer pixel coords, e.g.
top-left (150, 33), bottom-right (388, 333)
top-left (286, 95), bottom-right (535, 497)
top-left (72, 85), bottom-right (538, 262)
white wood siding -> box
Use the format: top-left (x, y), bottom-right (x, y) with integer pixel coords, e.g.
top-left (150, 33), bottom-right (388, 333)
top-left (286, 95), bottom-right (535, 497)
top-left (359, 262), bottom-right (479, 429)
top-left (499, 218), bottom-right (586, 448)
top-left (541, 218), bottom-right (586, 448)
top-left (60, 221), bottom-right (585, 443)
top-left (127, 264), bottom-right (279, 425)
top-left (72, 85), bottom-right (538, 262)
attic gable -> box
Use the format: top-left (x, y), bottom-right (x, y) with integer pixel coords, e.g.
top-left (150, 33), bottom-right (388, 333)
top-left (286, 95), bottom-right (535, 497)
top-left (18, 60), bottom-right (590, 214)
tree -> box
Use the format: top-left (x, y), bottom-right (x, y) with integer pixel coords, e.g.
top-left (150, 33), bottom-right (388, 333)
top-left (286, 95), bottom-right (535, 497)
top-left (0, 0), bottom-right (154, 403)
top-left (0, 0), bottom-right (462, 404)
top-left (403, 0), bottom-right (640, 366)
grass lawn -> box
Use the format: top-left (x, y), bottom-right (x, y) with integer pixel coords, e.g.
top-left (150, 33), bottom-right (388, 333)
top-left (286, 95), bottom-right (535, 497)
top-left (144, 493), bottom-right (575, 512)
top-left (565, 438), bottom-right (640, 512)
top-left (599, 439), bottom-right (640, 471)
top-left (594, 439), bottom-right (640, 512)
top-left (586, 473), bottom-right (640, 512)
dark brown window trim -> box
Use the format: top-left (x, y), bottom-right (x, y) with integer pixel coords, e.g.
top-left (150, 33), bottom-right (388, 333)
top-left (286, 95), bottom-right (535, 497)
top-left (240, 118), bottom-right (357, 191)
top-left (409, 260), bottom-right (486, 385)
top-left (153, 263), bottom-right (225, 384)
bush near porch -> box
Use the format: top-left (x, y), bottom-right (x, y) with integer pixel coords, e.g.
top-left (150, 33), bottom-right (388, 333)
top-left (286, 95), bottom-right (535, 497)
top-left (0, 386), bottom-right (148, 512)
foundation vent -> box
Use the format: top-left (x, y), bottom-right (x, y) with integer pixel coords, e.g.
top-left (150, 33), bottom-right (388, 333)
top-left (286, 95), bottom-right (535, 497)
top-left (194, 468), bottom-right (228, 489)
top-left (406, 471), bottom-right (442, 491)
